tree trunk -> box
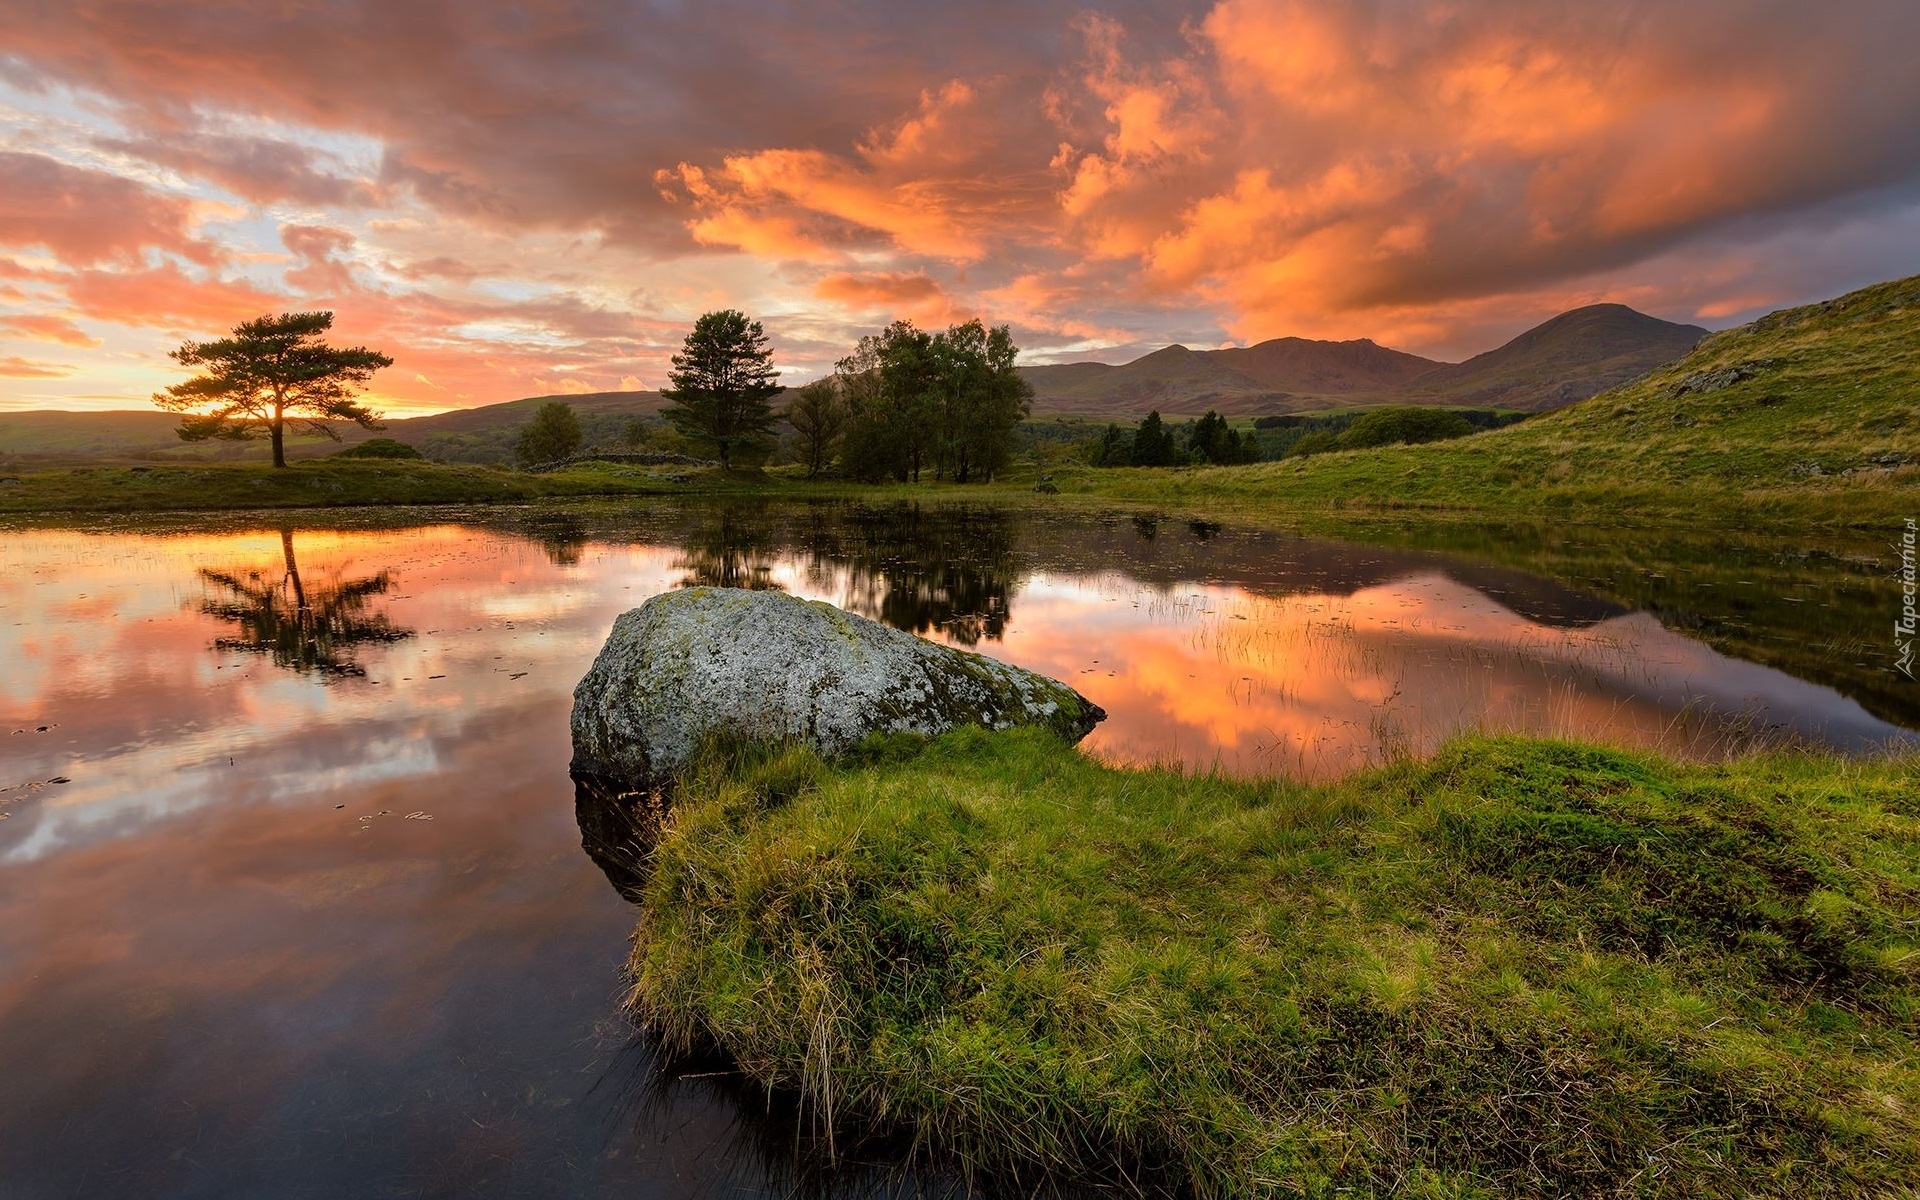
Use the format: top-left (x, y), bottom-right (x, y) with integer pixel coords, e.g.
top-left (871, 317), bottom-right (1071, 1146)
top-left (719, 441), bottom-right (731, 470)
top-left (281, 529), bottom-right (310, 637)
top-left (271, 405), bottom-right (286, 468)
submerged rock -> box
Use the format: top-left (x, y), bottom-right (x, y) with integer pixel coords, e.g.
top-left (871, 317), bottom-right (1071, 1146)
top-left (570, 586), bottom-right (1105, 789)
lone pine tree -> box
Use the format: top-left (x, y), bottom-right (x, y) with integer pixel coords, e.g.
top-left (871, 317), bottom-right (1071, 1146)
top-left (660, 310), bottom-right (781, 469)
top-left (154, 311), bottom-right (392, 468)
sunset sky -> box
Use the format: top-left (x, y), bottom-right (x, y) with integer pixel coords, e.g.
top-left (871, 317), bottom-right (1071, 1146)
top-left (2, 0), bottom-right (1917, 415)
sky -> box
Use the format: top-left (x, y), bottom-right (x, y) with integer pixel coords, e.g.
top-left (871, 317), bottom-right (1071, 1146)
top-left (2, 0), bottom-right (1918, 416)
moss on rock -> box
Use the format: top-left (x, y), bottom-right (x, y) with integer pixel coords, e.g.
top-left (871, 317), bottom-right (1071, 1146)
top-left (569, 586), bottom-right (1103, 788)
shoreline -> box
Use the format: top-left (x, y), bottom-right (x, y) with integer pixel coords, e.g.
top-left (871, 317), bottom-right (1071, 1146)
top-left (0, 455), bottom-right (1909, 537)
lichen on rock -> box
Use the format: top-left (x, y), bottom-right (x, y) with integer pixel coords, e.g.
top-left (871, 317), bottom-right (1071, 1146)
top-left (569, 586), bottom-right (1104, 789)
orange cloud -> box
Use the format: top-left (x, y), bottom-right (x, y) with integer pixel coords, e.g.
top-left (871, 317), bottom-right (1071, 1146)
top-left (65, 264), bottom-right (284, 332)
top-left (0, 315), bottom-right (100, 348)
top-left (661, 80), bottom-right (1054, 264)
top-left (812, 271), bottom-right (960, 324)
top-left (0, 355), bottom-right (76, 378)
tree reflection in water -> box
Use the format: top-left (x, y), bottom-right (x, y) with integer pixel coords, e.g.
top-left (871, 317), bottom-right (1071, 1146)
top-left (523, 512), bottom-right (589, 566)
top-left (197, 529), bottom-right (411, 676)
top-left (828, 504), bottom-right (1017, 645)
top-left (669, 501), bottom-right (1021, 644)
top-left (672, 503), bottom-right (786, 590)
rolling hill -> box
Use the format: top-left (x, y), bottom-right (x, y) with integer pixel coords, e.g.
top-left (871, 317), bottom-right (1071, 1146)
top-left (1020, 303), bottom-right (1707, 417)
top-left (0, 389), bottom-right (670, 466)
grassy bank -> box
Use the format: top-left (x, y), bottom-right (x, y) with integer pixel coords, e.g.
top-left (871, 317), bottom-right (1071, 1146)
top-left (628, 729), bottom-right (1920, 1197)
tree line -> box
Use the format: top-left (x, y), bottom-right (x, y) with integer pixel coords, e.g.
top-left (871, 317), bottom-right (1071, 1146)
top-left (147, 307), bottom-right (1507, 475)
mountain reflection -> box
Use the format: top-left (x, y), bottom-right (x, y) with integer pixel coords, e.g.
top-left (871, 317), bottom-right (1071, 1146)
top-left (196, 530), bottom-right (411, 676)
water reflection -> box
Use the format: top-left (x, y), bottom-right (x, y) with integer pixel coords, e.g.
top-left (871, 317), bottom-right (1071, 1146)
top-left (801, 504), bottom-right (1017, 645)
top-left (1, 504), bottom-right (1914, 1198)
top-left (673, 502), bottom-right (787, 590)
top-left (196, 529), bottom-right (411, 676)
top-left (572, 772), bottom-right (663, 905)
top-left (521, 511), bottom-right (589, 566)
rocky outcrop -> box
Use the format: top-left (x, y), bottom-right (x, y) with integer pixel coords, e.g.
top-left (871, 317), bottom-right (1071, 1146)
top-left (570, 587), bottom-right (1104, 789)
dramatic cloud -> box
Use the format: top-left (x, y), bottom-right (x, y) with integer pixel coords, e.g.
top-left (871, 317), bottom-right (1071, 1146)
top-left (1, 0), bottom-right (1916, 411)
top-left (0, 152), bottom-right (219, 268)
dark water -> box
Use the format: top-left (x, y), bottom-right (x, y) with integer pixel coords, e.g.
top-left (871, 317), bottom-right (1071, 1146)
top-left (1, 499), bottom-right (1912, 1198)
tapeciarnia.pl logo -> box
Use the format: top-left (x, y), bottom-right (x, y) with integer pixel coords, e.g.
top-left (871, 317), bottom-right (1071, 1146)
top-left (1899, 517), bottom-right (1917, 680)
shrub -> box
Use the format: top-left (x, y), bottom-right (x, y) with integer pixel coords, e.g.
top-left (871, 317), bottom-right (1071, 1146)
top-left (334, 437), bottom-right (423, 460)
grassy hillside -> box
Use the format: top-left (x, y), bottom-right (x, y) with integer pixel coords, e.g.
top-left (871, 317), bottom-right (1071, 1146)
top-left (1050, 273), bottom-right (1919, 527)
top-left (626, 728), bottom-right (1920, 1196)
top-left (392, 389), bottom-right (667, 462)
top-left (0, 409), bottom-right (365, 463)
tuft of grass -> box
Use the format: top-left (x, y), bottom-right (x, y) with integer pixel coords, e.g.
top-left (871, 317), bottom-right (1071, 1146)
top-left (628, 728), bottom-right (1920, 1197)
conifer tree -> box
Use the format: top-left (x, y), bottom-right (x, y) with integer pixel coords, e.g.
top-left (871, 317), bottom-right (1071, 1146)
top-left (660, 310), bottom-right (781, 468)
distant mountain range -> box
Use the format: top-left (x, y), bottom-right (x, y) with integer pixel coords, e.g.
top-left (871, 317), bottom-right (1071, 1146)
top-left (1018, 304), bottom-right (1707, 416)
top-left (0, 302), bottom-right (1707, 464)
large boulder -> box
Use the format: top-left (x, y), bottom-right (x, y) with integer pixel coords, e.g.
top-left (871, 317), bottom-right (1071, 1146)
top-left (570, 586), bottom-right (1105, 788)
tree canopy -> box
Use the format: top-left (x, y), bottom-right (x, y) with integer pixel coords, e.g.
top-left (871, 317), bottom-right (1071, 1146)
top-left (153, 311), bottom-right (391, 467)
top-left (1336, 406), bottom-right (1476, 449)
top-left (785, 379), bottom-right (849, 479)
top-left (516, 401), bottom-right (584, 467)
top-left (1130, 410), bottom-right (1178, 466)
top-left (660, 310), bottom-right (782, 469)
top-left (1187, 410), bottom-right (1256, 465)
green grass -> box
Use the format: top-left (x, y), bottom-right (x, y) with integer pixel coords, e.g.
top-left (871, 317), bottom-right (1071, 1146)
top-left (627, 729), bottom-right (1920, 1197)
top-left (0, 457), bottom-right (773, 513)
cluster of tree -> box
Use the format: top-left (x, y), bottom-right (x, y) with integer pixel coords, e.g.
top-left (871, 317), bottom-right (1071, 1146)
top-left (334, 437), bottom-right (423, 460)
top-left (1251, 407), bottom-right (1525, 458)
top-left (1088, 409), bottom-right (1261, 467)
top-left (820, 319), bottom-right (1032, 483)
top-left (1288, 407), bottom-right (1518, 458)
top-left (624, 309), bottom-right (1033, 482)
top-left (147, 306), bottom-right (1068, 482)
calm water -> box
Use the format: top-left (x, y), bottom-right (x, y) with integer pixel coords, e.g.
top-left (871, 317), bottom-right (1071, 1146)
top-left (2, 500), bottom-right (1912, 1197)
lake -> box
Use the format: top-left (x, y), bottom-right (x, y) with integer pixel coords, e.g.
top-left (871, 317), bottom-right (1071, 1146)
top-left (1, 498), bottom-right (1911, 1197)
